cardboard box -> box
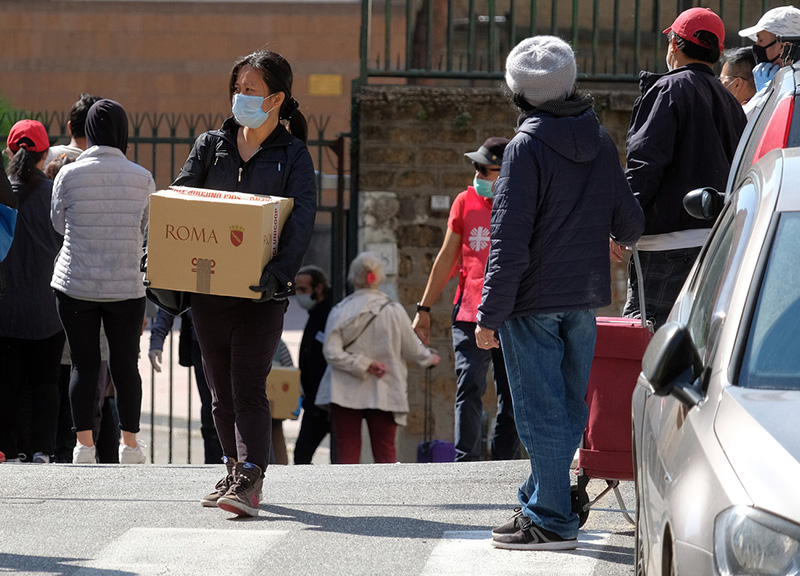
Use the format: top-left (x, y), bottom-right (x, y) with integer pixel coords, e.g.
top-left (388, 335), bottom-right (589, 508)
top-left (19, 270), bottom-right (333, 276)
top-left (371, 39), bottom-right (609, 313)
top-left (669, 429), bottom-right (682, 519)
top-left (147, 187), bottom-right (293, 299)
top-left (266, 367), bottom-right (301, 420)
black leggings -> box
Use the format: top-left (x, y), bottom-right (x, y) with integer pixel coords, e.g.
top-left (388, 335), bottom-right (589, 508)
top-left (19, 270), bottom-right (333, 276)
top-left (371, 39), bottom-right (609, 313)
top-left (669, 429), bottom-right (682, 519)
top-left (56, 292), bottom-right (145, 434)
top-left (190, 294), bottom-right (286, 471)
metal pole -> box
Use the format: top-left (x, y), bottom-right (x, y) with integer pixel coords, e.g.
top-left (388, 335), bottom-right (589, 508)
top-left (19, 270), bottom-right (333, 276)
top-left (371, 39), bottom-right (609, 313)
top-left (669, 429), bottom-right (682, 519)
top-left (330, 136), bottom-right (347, 304)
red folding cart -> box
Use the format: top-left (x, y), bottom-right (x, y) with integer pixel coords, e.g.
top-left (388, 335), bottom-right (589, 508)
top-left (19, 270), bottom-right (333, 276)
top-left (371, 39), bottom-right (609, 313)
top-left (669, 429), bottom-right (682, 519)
top-left (572, 248), bottom-right (653, 526)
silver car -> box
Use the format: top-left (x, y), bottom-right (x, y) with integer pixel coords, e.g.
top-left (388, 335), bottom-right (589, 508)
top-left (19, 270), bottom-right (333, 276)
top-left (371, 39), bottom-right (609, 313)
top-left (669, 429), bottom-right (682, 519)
top-left (631, 144), bottom-right (800, 575)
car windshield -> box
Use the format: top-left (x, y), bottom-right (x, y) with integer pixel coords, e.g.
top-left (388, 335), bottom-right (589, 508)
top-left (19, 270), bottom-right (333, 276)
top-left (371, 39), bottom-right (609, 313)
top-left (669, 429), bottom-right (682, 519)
top-left (739, 212), bottom-right (800, 390)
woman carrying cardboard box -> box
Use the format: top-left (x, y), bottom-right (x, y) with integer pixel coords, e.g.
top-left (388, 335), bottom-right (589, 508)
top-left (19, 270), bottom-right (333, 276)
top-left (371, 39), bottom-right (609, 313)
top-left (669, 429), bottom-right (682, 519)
top-left (172, 50), bottom-right (317, 517)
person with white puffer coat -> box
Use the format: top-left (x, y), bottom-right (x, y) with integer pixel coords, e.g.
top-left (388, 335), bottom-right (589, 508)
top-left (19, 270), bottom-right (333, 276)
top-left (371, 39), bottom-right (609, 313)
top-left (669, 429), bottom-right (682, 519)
top-left (50, 98), bottom-right (155, 465)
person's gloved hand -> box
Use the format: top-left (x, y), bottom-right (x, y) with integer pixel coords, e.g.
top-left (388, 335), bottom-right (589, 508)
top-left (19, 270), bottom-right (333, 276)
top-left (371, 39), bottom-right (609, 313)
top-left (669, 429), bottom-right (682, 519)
top-left (148, 349), bottom-right (162, 373)
top-left (249, 270), bottom-right (280, 302)
top-left (753, 62), bottom-right (780, 92)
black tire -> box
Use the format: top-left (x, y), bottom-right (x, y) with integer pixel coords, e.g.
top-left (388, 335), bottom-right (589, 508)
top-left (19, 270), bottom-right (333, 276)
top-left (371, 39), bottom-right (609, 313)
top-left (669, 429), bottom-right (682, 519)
top-left (571, 483), bottom-right (590, 528)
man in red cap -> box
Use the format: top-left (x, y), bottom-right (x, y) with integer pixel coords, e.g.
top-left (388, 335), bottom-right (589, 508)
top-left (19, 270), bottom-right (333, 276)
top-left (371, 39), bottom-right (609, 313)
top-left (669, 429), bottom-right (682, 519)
top-left (619, 7), bottom-right (747, 329)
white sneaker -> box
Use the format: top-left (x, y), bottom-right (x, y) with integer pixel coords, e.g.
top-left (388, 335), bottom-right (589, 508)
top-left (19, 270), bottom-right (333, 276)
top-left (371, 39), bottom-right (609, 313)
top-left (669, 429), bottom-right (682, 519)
top-left (73, 444), bottom-right (97, 464)
top-left (119, 443), bottom-right (147, 464)
top-left (32, 452), bottom-right (50, 464)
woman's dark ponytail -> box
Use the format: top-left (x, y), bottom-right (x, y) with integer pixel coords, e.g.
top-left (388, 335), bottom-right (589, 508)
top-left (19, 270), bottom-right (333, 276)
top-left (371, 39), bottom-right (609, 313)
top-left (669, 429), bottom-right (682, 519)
top-left (6, 144), bottom-right (45, 184)
top-left (284, 101), bottom-right (308, 144)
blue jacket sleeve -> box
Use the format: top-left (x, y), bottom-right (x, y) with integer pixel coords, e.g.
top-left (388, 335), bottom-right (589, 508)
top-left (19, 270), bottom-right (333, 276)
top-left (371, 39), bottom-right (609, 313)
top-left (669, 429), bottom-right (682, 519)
top-left (625, 83), bottom-right (677, 209)
top-left (149, 308), bottom-right (176, 352)
top-left (476, 139), bottom-right (538, 331)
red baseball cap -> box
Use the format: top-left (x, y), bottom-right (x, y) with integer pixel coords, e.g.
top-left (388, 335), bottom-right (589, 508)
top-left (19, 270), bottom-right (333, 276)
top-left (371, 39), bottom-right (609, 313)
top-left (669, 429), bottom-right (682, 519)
top-left (663, 7), bottom-right (725, 53)
top-left (7, 119), bottom-right (50, 153)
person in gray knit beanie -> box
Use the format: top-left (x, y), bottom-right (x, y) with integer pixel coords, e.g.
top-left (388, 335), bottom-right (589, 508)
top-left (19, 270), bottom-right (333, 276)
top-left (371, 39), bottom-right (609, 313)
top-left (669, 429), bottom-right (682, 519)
top-left (505, 36), bottom-right (577, 107)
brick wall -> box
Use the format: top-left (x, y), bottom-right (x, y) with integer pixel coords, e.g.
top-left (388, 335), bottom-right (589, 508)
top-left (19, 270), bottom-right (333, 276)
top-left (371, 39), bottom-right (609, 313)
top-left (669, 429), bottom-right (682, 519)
top-left (355, 84), bottom-right (639, 461)
top-left (0, 1), bottom-right (361, 141)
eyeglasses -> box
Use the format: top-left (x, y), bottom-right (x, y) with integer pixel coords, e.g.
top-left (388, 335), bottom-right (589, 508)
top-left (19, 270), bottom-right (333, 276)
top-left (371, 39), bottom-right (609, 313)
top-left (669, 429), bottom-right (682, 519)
top-left (719, 75), bottom-right (746, 84)
top-left (473, 162), bottom-right (501, 177)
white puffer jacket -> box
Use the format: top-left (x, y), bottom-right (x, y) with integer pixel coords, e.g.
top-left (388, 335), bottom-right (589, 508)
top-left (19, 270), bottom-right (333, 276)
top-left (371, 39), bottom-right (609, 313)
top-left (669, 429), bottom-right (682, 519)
top-left (51, 146), bottom-right (155, 300)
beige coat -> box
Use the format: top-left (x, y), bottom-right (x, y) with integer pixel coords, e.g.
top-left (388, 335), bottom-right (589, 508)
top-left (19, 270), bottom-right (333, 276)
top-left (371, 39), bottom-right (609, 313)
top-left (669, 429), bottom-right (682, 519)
top-left (316, 288), bottom-right (435, 426)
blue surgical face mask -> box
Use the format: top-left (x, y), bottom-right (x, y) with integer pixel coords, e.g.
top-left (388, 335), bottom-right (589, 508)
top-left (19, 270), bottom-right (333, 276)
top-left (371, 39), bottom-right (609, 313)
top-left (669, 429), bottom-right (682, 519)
top-left (232, 93), bottom-right (276, 129)
top-left (473, 176), bottom-right (495, 198)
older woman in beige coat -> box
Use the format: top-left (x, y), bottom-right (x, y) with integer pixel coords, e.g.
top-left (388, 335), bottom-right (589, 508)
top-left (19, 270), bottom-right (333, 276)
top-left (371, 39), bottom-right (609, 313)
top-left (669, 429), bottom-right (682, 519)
top-left (316, 252), bottom-right (440, 463)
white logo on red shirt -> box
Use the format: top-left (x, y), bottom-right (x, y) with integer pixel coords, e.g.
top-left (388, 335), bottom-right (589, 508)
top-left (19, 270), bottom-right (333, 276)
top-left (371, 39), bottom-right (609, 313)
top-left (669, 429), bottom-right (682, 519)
top-left (469, 226), bottom-right (490, 251)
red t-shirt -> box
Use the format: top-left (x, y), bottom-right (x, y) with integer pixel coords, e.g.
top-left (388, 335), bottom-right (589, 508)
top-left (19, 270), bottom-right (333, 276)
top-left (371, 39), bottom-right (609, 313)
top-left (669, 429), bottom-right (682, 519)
top-left (447, 186), bottom-right (493, 323)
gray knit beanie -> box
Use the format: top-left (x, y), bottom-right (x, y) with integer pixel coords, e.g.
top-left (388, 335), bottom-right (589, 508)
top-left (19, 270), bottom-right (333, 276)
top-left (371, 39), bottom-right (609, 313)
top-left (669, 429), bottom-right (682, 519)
top-left (505, 36), bottom-right (577, 107)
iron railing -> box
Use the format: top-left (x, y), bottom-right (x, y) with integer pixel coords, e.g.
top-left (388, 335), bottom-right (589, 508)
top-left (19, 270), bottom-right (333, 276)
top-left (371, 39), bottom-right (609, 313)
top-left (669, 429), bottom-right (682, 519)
top-left (1, 110), bottom-right (350, 463)
top-left (360, 0), bottom-right (791, 82)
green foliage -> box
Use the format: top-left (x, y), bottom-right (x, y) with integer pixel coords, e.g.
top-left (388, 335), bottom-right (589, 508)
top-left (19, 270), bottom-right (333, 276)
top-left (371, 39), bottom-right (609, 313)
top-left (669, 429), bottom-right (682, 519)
top-left (454, 111), bottom-right (472, 132)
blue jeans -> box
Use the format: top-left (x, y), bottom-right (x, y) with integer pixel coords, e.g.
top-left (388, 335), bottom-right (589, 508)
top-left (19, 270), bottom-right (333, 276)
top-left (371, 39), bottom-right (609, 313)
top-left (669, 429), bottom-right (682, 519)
top-left (498, 310), bottom-right (596, 538)
top-left (452, 321), bottom-right (520, 462)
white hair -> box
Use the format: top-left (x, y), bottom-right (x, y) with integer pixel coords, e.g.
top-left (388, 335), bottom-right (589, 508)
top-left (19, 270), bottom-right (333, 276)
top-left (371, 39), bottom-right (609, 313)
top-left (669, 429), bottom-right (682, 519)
top-left (348, 251), bottom-right (385, 289)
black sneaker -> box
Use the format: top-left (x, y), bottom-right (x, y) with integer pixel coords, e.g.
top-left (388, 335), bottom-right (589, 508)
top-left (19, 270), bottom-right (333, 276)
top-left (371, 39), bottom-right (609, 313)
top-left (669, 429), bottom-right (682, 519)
top-left (200, 456), bottom-right (236, 508)
top-left (492, 506), bottom-right (524, 536)
top-left (217, 461), bottom-right (263, 517)
top-left (491, 517), bottom-right (578, 551)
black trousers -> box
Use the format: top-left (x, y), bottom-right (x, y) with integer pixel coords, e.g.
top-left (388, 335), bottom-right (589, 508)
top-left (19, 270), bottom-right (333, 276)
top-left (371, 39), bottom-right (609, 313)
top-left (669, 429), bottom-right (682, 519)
top-left (0, 331), bottom-right (65, 458)
top-left (190, 338), bottom-right (224, 464)
top-left (56, 292), bottom-right (145, 434)
top-left (191, 294), bottom-right (285, 471)
top-left (293, 403), bottom-right (333, 464)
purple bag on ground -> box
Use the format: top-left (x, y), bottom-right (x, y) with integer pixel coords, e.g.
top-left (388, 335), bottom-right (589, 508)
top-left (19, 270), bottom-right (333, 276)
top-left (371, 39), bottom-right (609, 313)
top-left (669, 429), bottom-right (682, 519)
top-left (416, 366), bottom-right (455, 463)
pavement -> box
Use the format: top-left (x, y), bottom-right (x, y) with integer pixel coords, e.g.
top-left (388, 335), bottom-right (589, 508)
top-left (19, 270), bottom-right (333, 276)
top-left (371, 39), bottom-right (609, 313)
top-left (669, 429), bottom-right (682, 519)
top-left (0, 461), bottom-right (636, 576)
top-left (0, 301), bottom-right (637, 574)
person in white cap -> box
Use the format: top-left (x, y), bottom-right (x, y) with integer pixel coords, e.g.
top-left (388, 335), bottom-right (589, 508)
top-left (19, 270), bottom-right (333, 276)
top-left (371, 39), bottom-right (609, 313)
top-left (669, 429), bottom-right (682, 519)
top-left (476, 35), bottom-right (644, 551)
top-left (738, 5), bottom-right (800, 115)
top-left (622, 7), bottom-right (747, 329)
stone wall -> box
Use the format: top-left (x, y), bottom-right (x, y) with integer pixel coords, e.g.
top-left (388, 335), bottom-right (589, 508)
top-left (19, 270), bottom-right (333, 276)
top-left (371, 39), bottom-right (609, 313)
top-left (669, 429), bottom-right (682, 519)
top-left (355, 84), bottom-right (639, 462)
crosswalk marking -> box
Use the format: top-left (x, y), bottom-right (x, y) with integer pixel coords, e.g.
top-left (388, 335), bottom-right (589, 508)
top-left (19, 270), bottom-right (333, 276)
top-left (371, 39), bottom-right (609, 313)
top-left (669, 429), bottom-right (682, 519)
top-left (421, 530), bottom-right (611, 576)
top-left (71, 528), bottom-right (287, 576)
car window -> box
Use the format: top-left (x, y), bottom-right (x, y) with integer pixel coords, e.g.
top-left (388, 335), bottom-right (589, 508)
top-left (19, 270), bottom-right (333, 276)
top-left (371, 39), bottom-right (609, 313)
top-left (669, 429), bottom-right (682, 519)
top-left (688, 182), bottom-right (758, 365)
top-left (687, 208), bottom-right (734, 360)
top-left (739, 212), bottom-right (800, 390)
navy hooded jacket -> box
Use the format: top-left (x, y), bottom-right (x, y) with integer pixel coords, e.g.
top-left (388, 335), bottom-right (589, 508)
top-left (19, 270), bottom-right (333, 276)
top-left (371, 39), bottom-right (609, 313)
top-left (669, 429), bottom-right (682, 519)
top-left (477, 106), bottom-right (645, 331)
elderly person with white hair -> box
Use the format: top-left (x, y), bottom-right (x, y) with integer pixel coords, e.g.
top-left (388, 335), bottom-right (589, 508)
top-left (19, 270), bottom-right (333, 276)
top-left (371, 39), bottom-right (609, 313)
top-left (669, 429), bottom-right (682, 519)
top-left (316, 252), bottom-right (440, 464)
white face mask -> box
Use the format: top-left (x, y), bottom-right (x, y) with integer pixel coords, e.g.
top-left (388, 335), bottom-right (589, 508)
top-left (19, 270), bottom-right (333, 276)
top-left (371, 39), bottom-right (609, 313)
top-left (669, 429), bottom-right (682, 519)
top-left (296, 293), bottom-right (315, 310)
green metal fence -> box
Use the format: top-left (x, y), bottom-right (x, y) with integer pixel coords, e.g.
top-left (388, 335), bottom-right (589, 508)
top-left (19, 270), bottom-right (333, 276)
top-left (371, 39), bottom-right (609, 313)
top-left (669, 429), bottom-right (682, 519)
top-left (360, 0), bottom-right (793, 82)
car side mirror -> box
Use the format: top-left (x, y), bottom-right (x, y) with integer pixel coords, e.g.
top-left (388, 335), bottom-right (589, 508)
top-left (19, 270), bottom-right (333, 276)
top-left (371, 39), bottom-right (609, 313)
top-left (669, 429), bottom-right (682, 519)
top-left (684, 187), bottom-right (724, 221)
top-left (641, 322), bottom-right (704, 407)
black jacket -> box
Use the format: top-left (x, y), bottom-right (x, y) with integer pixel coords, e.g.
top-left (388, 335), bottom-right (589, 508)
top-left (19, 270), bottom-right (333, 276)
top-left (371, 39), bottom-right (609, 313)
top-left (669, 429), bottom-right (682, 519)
top-left (0, 171), bottom-right (64, 339)
top-left (299, 296), bottom-right (332, 406)
top-left (477, 106), bottom-right (644, 331)
top-left (626, 63), bottom-right (747, 235)
top-left (173, 118), bottom-right (317, 294)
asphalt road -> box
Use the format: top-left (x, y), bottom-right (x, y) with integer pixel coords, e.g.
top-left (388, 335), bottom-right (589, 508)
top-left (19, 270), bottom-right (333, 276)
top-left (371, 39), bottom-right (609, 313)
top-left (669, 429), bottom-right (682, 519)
top-left (0, 461), bottom-right (635, 576)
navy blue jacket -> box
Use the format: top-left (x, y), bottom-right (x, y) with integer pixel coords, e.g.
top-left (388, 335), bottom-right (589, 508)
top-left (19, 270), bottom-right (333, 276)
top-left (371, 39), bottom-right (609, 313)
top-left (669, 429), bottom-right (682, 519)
top-left (626, 63), bottom-right (747, 235)
top-left (173, 118), bottom-right (317, 295)
top-left (477, 107), bottom-right (645, 331)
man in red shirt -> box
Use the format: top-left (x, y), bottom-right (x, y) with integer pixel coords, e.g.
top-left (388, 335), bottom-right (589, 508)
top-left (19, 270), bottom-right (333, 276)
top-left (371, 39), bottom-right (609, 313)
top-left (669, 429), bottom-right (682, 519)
top-left (413, 137), bottom-right (519, 461)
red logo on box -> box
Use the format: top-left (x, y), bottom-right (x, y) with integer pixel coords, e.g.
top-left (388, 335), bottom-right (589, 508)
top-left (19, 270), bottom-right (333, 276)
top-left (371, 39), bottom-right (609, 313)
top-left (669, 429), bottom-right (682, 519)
top-left (230, 225), bottom-right (244, 247)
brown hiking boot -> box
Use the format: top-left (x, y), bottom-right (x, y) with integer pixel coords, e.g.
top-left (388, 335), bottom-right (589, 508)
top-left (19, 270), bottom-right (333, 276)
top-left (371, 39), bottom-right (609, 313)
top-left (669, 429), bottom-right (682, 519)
top-left (217, 461), bottom-right (263, 517)
top-left (200, 456), bottom-right (236, 508)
